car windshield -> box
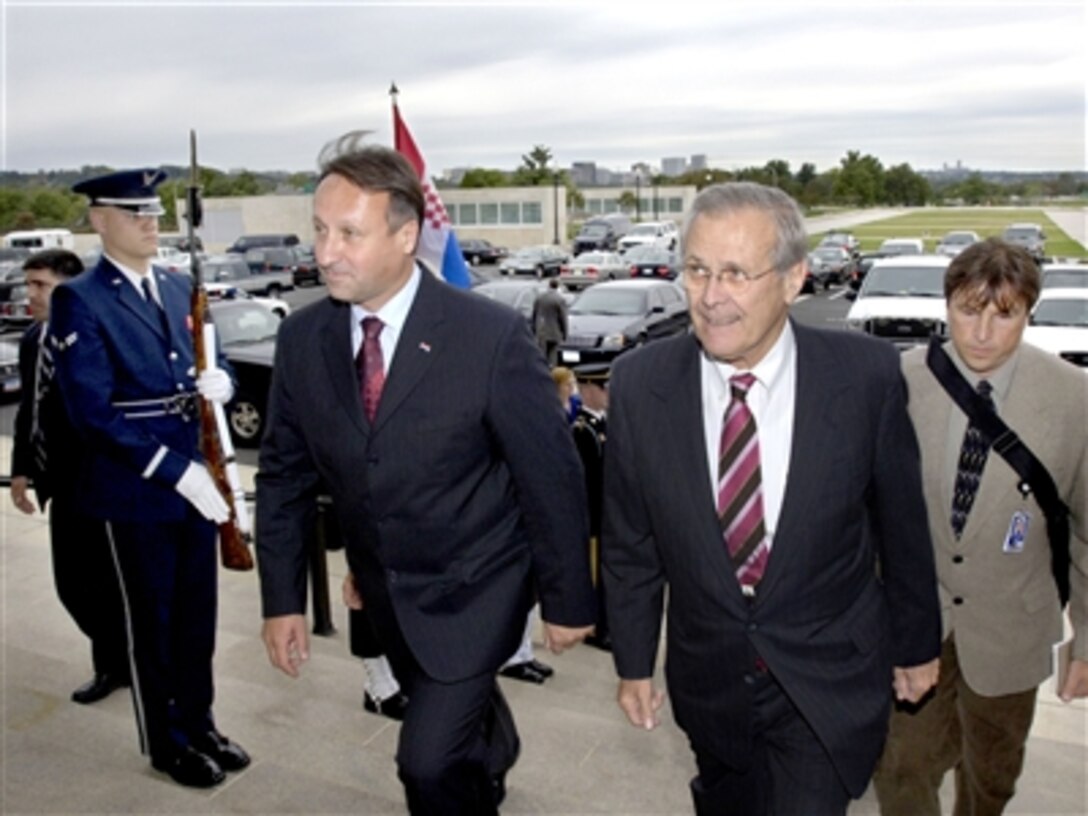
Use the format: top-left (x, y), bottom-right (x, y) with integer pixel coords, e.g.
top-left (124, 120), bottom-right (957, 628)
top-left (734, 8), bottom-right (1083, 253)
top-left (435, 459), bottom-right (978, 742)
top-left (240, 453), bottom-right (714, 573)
top-left (860, 266), bottom-right (946, 297)
top-left (813, 248), bottom-right (844, 260)
top-left (579, 225), bottom-right (608, 237)
top-left (942, 233), bottom-right (974, 244)
top-left (476, 284), bottom-right (536, 307)
top-left (212, 303), bottom-right (281, 345)
top-left (574, 253), bottom-right (609, 265)
top-left (510, 249), bottom-right (543, 261)
top-left (1031, 299), bottom-right (1088, 327)
top-left (571, 288), bottom-right (648, 316)
top-left (628, 225), bottom-right (658, 237)
top-left (1003, 228), bottom-right (1039, 240)
top-left (1042, 270), bottom-right (1088, 288)
top-left (207, 261), bottom-right (247, 281)
top-left (624, 245), bottom-right (665, 262)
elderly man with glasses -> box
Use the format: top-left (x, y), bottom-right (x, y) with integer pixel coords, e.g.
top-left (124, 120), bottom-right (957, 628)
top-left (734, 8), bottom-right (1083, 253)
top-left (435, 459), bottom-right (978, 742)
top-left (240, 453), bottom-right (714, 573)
top-left (601, 182), bottom-right (941, 815)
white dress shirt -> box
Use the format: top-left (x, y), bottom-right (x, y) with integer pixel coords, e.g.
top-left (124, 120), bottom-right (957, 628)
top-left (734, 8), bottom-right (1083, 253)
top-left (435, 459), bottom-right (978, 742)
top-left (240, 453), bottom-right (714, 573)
top-left (699, 322), bottom-right (797, 540)
top-left (350, 264), bottom-right (423, 369)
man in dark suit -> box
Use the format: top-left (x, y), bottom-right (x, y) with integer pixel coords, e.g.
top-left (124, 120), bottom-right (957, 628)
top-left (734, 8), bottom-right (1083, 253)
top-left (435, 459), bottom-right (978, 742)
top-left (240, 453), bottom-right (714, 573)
top-left (530, 277), bottom-right (568, 366)
top-left (602, 182), bottom-right (942, 815)
top-left (9, 248), bottom-right (129, 704)
top-left (50, 169), bottom-right (250, 789)
top-left (257, 142), bottom-right (595, 815)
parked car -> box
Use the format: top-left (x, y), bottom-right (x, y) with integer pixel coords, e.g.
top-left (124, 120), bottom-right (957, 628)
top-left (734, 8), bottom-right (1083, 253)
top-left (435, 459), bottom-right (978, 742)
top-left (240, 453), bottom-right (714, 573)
top-left (204, 282), bottom-right (291, 319)
top-left (1, 261), bottom-right (25, 281)
top-left (848, 251), bottom-right (894, 289)
top-left (0, 281), bottom-right (32, 331)
top-left (558, 251), bottom-right (628, 289)
top-left (460, 238), bottom-right (507, 266)
top-left (208, 298), bottom-right (282, 446)
top-left (877, 238), bottom-right (925, 256)
top-left (155, 246), bottom-right (193, 275)
top-left (0, 247), bottom-right (30, 264)
top-left (845, 255), bottom-right (951, 348)
top-left (158, 234), bottom-right (204, 253)
top-left (1002, 223), bottom-right (1047, 262)
top-left (572, 214), bottom-right (632, 255)
top-left (285, 245), bottom-right (321, 286)
top-left (818, 231), bottom-right (860, 256)
top-left (1040, 263), bottom-right (1088, 289)
top-left (498, 246), bottom-right (568, 278)
top-left (624, 246), bottom-right (680, 280)
top-left (225, 233), bottom-right (300, 254)
top-left (473, 279), bottom-right (574, 321)
top-left (617, 221), bottom-right (678, 253)
top-left (204, 253), bottom-right (294, 298)
top-left (243, 248), bottom-right (311, 293)
top-left (558, 279), bottom-right (689, 365)
top-left (807, 246), bottom-right (855, 289)
top-left (935, 230), bottom-right (980, 257)
top-left (0, 338), bottom-right (20, 399)
top-left (1023, 288), bottom-right (1088, 368)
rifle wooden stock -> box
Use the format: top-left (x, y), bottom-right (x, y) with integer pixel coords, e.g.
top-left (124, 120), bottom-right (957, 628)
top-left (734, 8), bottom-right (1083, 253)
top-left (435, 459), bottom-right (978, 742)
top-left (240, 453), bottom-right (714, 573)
top-left (191, 282), bottom-right (254, 571)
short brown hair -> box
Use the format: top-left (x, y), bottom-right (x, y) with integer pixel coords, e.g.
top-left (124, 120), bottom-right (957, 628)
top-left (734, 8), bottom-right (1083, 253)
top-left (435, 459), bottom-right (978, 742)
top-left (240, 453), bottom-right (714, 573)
top-left (318, 135), bottom-right (424, 234)
top-left (944, 237), bottom-right (1040, 311)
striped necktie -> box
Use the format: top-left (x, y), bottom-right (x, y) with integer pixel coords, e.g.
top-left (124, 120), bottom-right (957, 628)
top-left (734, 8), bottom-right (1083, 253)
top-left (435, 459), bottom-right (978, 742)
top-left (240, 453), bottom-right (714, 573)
top-left (717, 373), bottom-right (769, 592)
top-left (31, 323), bottom-right (53, 474)
top-left (951, 379), bottom-right (994, 538)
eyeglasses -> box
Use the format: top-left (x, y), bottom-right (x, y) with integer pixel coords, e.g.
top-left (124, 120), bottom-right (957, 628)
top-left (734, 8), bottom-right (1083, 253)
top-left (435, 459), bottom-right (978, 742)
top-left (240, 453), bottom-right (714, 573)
top-left (682, 262), bottom-right (778, 291)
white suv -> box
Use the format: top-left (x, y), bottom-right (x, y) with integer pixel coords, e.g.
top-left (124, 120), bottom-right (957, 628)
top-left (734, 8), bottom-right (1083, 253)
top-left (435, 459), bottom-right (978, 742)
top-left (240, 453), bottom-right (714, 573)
top-left (617, 221), bottom-right (678, 253)
top-left (845, 255), bottom-right (951, 348)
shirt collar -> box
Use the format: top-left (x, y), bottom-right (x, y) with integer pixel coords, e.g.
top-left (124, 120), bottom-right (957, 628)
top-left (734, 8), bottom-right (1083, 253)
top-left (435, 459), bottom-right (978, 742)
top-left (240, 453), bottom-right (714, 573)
top-left (350, 263), bottom-right (422, 331)
top-left (944, 339), bottom-right (1018, 404)
top-left (106, 252), bottom-right (159, 299)
top-left (708, 320), bottom-right (796, 397)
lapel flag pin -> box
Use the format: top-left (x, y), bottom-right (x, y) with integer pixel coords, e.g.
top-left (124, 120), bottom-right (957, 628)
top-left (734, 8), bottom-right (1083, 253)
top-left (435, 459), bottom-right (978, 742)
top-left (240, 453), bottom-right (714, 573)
top-left (419, 342), bottom-right (431, 353)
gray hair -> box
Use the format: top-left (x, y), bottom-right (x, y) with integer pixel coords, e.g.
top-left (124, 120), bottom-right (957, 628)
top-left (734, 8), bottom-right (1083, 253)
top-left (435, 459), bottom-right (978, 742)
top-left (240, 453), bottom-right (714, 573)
top-left (681, 182), bottom-right (808, 274)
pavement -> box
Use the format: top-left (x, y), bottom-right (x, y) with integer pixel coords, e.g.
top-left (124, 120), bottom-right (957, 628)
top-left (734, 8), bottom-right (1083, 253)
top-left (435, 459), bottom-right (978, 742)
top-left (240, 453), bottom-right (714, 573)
top-left (2, 440), bottom-right (1086, 815)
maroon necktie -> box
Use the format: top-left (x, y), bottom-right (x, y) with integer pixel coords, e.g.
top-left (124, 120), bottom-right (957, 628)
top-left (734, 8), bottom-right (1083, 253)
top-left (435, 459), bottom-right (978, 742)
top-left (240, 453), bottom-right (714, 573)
top-left (356, 317), bottom-right (385, 423)
top-left (717, 373), bottom-right (769, 591)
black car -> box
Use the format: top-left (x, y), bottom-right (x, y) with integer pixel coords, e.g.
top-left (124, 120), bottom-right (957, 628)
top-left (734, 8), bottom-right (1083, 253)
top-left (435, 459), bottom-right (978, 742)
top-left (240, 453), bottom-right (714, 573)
top-left (460, 238), bottom-right (507, 266)
top-left (0, 338), bottom-right (21, 400)
top-left (624, 246), bottom-right (680, 280)
top-left (225, 233), bottom-right (300, 254)
top-left (0, 281), bottom-right (32, 331)
top-left (208, 299), bottom-right (280, 447)
top-left (848, 251), bottom-right (894, 289)
top-left (558, 279), bottom-right (689, 365)
top-left (473, 279), bottom-right (574, 322)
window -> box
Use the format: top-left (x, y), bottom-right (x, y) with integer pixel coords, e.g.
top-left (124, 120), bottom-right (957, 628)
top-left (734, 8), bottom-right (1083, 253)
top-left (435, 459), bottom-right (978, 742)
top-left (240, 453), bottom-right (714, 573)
top-left (458, 204), bottom-right (477, 225)
top-left (587, 199), bottom-right (603, 214)
top-left (501, 203), bottom-right (520, 224)
top-left (480, 203), bottom-right (499, 225)
top-left (522, 202), bottom-right (542, 224)
top-left (603, 199), bottom-right (619, 214)
top-left (668, 197), bottom-right (684, 213)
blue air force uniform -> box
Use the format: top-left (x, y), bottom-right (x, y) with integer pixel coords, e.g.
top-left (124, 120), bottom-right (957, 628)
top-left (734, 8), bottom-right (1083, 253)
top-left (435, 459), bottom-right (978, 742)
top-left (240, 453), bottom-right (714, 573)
top-left (49, 169), bottom-right (242, 782)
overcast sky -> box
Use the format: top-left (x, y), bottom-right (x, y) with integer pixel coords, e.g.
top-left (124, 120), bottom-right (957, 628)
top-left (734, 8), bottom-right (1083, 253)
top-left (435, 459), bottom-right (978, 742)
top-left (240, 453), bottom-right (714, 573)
top-left (1, 1), bottom-right (1084, 177)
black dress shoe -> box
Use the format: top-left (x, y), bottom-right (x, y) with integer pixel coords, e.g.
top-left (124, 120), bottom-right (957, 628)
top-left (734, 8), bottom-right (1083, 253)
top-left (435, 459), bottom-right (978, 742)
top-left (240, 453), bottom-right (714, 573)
top-left (499, 661), bottom-right (547, 684)
top-left (526, 658), bottom-right (554, 678)
top-left (190, 731), bottom-right (251, 772)
top-left (585, 633), bottom-right (612, 651)
top-left (363, 691), bottom-right (409, 721)
top-left (71, 672), bottom-right (129, 705)
top-left (152, 747), bottom-right (225, 788)
top-left (492, 769), bottom-right (508, 807)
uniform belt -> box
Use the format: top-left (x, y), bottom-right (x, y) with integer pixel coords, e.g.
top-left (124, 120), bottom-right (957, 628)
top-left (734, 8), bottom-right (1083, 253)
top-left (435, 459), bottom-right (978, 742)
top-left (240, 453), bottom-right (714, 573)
top-left (113, 393), bottom-right (198, 420)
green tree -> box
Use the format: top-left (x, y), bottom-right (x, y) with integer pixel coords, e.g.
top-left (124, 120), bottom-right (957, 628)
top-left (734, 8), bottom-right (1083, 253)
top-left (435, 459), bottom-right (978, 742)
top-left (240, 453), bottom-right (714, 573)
top-left (617, 190), bottom-right (638, 213)
top-left (883, 163), bottom-right (931, 206)
top-left (833, 151), bottom-right (885, 206)
top-left (460, 168), bottom-right (509, 188)
top-left (511, 145), bottom-right (554, 186)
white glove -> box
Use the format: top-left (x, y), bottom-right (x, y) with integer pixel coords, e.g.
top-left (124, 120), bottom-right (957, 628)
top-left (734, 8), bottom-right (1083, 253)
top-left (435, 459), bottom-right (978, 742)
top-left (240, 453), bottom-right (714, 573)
top-left (196, 367), bottom-right (234, 405)
top-left (176, 462), bottom-right (231, 524)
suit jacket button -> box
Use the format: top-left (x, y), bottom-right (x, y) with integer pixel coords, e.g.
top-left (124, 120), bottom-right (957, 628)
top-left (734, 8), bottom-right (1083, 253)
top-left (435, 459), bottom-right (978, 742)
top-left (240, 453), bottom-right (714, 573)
top-left (747, 623), bottom-right (758, 633)
top-left (387, 570), bottom-right (397, 583)
top-left (952, 555), bottom-right (964, 564)
top-left (953, 596), bottom-right (963, 605)
top-left (743, 673), bottom-right (755, 686)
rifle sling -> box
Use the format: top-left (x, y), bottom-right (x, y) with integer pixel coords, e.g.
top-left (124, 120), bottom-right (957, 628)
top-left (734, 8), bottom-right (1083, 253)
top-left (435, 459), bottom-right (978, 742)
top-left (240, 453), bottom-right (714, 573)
top-left (925, 337), bottom-right (1070, 607)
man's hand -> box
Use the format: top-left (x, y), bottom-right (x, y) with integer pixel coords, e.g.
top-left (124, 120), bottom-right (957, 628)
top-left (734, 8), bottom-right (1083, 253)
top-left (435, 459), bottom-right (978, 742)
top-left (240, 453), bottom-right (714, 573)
top-left (342, 573), bottom-right (364, 610)
top-left (893, 657), bottom-right (940, 703)
top-left (1058, 658), bottom-right (1088, 703)
top-left (543, 622), bottom-right (594, 654)
top-left (262, 614), bottom-right (310, 678)
top-left (10, 476), bottom-right (35, 515)
top-left (196, 367), bottom-right (234, 405)
top-left (175, 462), bottom-right (230, 523)
top-left (617, 678), bottom-right (666, 731)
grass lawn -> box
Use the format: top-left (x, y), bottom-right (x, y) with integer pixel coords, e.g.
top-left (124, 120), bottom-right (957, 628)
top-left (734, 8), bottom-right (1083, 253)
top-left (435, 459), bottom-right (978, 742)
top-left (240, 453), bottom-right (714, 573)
top-left (810, 208), bottom-right (1086, 258)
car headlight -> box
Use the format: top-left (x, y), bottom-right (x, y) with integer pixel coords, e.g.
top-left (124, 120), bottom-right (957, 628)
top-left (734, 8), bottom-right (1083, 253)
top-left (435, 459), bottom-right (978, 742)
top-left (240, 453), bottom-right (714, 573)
top-left (600, 332), bottom-right (627, 349)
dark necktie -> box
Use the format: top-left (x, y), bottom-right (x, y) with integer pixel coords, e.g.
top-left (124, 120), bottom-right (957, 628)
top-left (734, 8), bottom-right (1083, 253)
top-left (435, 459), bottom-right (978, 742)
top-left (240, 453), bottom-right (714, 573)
top-left (951, 379), bottom-right (995, 539)
top-left (141, 277), bottom-right (168, 335)
top-left (356, 317), bottom-right (385, 423)
top-left (31, 324), bottom-right (53, 474)
top-left (717, 373), bottom-right (769, 591)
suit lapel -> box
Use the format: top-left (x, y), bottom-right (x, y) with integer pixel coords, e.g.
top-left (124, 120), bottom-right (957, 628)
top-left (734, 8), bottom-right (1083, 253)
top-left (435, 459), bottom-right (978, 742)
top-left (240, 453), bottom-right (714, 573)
top-left (320, 299), bottom-right (369, 437)
top-left (370, 271), bottom-right (443, 434)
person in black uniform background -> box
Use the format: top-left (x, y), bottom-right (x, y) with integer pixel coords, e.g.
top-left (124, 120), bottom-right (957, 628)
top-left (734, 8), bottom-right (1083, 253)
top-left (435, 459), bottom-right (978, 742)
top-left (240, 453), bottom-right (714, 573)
top-left (571, 363), bottom-right (611, 650)
top-left (50, 169), bottom-right (250, 789)
top-left (9, 248), bottom-right (130, 703)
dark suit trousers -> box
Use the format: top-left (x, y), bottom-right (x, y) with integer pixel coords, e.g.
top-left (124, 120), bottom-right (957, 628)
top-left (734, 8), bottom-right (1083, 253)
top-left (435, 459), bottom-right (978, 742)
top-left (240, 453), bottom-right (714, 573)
top-left (363, 579), bottom-right (518, 816)
top-left (689, 667), bottom-right (851, 816)
top-left (106, 512), bottom-right (218, 763)
top-left (49, 494), bottom-right (128, 677)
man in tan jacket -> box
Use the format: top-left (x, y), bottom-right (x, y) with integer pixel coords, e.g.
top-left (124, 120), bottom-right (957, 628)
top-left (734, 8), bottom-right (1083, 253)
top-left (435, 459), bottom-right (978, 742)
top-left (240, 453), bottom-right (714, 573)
top-left (875, 238), bottom-right (1088, 815)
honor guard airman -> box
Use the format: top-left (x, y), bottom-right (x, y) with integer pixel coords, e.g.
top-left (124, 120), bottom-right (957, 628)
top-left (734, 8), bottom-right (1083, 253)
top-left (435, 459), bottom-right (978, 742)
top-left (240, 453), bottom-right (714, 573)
top-left (50, 168), bottom-right (250, 788)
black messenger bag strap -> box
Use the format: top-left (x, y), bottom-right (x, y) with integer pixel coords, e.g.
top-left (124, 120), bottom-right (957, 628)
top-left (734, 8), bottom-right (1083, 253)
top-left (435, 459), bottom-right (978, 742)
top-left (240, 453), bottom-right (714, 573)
top-left (925, 337), bottom-right (1070, 607)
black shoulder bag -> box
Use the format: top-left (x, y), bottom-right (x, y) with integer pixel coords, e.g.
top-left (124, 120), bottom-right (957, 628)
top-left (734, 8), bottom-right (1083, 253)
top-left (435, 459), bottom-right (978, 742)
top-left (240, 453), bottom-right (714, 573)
top-left (926, 337), bottom-right (1071, 608)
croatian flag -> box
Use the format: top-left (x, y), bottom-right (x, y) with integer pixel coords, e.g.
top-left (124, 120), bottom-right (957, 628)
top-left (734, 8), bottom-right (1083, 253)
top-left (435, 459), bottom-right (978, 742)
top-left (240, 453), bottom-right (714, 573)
top-left (392, 99), bottom-right (471, 289)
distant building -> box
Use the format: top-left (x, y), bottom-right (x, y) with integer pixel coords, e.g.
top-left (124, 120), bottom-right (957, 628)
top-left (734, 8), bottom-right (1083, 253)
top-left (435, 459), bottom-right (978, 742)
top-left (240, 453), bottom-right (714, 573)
top-left (570, 162), bottom-right (597, 187)
top-left (690, 154), bottom-right (708, 171)
top-left (662, 157), bottom-right (687, 177)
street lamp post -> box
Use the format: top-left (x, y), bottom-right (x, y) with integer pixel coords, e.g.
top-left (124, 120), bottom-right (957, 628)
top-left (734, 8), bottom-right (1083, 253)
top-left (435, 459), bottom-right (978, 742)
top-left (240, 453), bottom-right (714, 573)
top-left (653, 177), bottom-right (659, 220)
top-left (552, 171), bottom-right (560, 245)
top-left (635, 173), bottom-right (641, 222)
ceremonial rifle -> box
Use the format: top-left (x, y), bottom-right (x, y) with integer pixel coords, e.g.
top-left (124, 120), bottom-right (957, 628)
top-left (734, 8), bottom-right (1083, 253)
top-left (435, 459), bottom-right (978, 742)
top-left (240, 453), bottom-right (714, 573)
top-left (186, 129), bottom-right (254, 571)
